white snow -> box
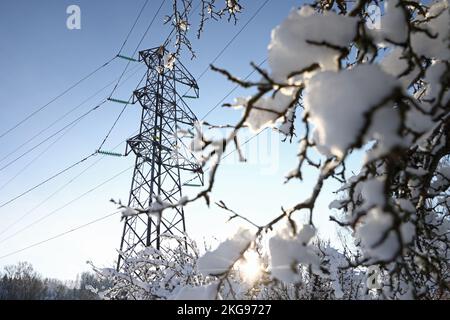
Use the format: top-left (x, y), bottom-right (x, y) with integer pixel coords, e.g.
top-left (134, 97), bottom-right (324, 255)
top-left (197, 228), bottom-right (255, 276)
top-left (121, 206), bottom-right (139, 219)
top-left (396, 199), bottom-right (416, 213)
top-left (304, 64), bottom-right (400, 158)
top-left (328, 199), bottom-right (346, 210)
top-left (411, 0), bottom-right (450, 60)
top-left (278, 105), bottom-right (296, 136)
top-left (268, 6), bottom-right (357, 82)
top-left (432, 166), bottom-right (450, 190)
top-left (164, 53), bottom-right (176, 70)
top-left (406, 107), bottom-right (435, 135)
top-left (234, 88), bottom-right (298, 132)
top-left (323, 247), bottom-right (347, 299)
top-left (171, 282), bottom-right (219, 300)
top-left (371, 0), bottom-right (408, 45)
top-left (364, 105), bottom-right (405, 161)
top-left (356, 208), bottom-right (399, 261)
top-left (360, 177), bottom-right (386, 210)
top-left (356, 206), bottom-right (416, 261)
top-left (400, 221), bottom-right (416, 244)
top-left (380, 47), bottom-right (419, 89)
top-left (269, 224), bottom-right (320, 283)
top-left (423, 62), bottom-right (448, 104)
top-left (98, 268), bottom-right (117, 278)
top-left (297, 224), bottom-right (315, 244)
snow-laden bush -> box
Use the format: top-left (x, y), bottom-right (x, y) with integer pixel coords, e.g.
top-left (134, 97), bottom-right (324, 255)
top-left (91, 232), bottom-right (367, 300)
top-left (104, 0), bottom-right (449, 299)
top-left (183, 0), bottom-right (449, 299)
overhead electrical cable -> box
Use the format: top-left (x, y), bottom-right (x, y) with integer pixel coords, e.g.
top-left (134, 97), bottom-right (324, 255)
top-left (0, 101), bottom-right (107, 174)
top-left (117, 0), bottom-right (150, 55)
top-left (0, 72), bottom-right (147, 210)
top-left (0, 118), bottom-right (81, 192)
top-left (0, 0), bottom-right (154, 141)
top-left (0, 211), bottom-right (121, 260)
top-left (0, 129), bottom-right (139, 239)
top-left (0, 165), bottom-right (133, 245)
top-left (197, 0), bottom-right (270, 81)
top-left (181, 0), bottom-right (271, 100)
top-left (0, 0), bottom-right (161, 208)
top-left (109, 0), bottom-right (167, 99)
top-left (0, 63), bottom-right (142, 165)
top-left (0, 57), bottom-right (117, 141)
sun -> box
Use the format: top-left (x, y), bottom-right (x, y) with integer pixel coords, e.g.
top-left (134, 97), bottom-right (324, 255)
top-left (238, 250), bottom-right (262, 284)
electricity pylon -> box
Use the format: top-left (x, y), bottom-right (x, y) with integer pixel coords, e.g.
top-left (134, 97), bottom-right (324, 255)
top-left (117, 46), bottom-right (203, 270)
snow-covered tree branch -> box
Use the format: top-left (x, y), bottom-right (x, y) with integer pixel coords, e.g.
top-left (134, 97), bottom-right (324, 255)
top-left (104, 0), bottom-right (449, 300)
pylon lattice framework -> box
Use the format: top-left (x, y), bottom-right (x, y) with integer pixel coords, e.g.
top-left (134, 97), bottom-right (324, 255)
top-left (117, 46), bottom-right (203, 270)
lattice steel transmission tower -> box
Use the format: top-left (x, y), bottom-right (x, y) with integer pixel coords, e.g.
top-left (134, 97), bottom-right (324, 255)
top-left (117, 46), bottom-right (203, 270)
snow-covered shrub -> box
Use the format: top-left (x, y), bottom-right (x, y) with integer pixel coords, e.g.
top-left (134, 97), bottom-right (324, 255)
top-left (92, 230), bottom-right (365, 300)
top-left (90, 234), bottom-right (209, 299)
top-left (183, 0), bottom-right (450, 299)
top-left (105, 0), bottom-right (449, 299)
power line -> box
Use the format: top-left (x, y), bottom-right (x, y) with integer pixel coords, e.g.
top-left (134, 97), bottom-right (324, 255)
top-left (0, 59), bottom-right (267, 255)
top-left (0, 63), bottom-right (142, 166)
top-left (0, 0), bottom-right (163, 141)
top-left (0, 115), bottom-right (81, 193)
top-left (117, 0), bottom-right (150, 55)
top-left (109, 0), bottom-right (167, 99)
top-left (0, 72), bottom-right (270, 260)
top-left (0, 165), bottom-right (133, 245)
top-left (0, 153), bottom-right (96, 209)
top-left (0, 101), bottom-right (107, 174)
top-left (131, 0), bottom-right (168, 58)
top-left (98, 0), bottom-right (167, 151)
top-left (0, 0), bottom-right (158, 209)
top-left (196, 0), bottom-right (270, 82)
top-left (0, 1), bottom-right (161, 247)
top-left (98, 71), bottom-right (147, 152)
top-left (222, 128), bottom-right (268, 161)
top-left (0, 72), bottom-right (146, 210)
top-left (179, 0), bottom-right (270, 100)
top-left (0, 128), bottom-right (267, 258)
top-left (0, 2), bottom-right (160, 205)
top-left (0, 126), bottom-right (267, 258)
top-left (19, 1), bottom-right (200, 206)
top-left (0, 57), bottom-right (117, 141)
top-left (0, 129), bottom-right (139, 239)
top-left (98, 0), bottom-right (194, 152)
top-left (201, 58), bottom-right (267, 120)
top-left (0, 211), bottom-right (121, 260)
top-left (0, 0), bottom-right (262, 171)
top-left (0, 66), bottom-right (143, 210)
top-left (0, 47), bottom-right (184, 239)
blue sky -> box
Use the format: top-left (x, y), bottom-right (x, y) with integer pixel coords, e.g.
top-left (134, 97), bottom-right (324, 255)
top-left (0, 0), bottom-right (348, 280)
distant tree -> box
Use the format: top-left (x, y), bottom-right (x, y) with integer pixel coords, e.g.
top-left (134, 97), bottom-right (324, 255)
top-left (0, 262), bottom-right (45, 300)
top-left (0, 262), bottom-right (108, 300)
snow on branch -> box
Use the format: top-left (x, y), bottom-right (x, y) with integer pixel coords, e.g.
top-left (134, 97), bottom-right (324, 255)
top-left (101, 0), bottom-right (450, 300)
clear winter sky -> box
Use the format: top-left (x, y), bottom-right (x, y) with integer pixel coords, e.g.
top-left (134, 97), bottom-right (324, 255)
top-left (0, 0), bottom-right (347, 280)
